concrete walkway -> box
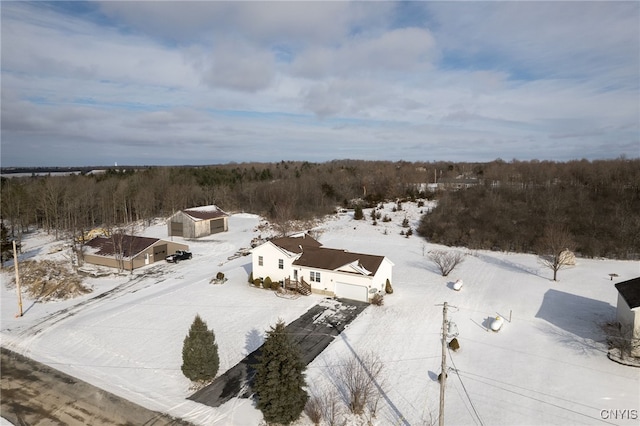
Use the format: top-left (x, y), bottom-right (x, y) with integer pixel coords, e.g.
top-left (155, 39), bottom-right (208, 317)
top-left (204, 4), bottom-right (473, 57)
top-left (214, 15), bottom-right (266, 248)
top-left (188, 298), bottom-right (369, 408)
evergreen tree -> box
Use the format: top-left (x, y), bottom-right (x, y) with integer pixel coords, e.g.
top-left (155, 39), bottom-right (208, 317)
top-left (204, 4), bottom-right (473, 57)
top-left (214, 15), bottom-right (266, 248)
top-left (354, 205), bottom-right (364, 220)
top-left (254, 320), bottom-right (308, 424)
top-left (181, 314), bottom-right (219, 382)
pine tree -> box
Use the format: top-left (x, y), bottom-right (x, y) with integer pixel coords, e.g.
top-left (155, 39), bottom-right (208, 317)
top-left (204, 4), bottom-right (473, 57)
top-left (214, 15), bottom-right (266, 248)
top-left (181, 314), bottom-right (219, 382)
top-left (254, 320), bottom-right (308, 424)
top-left (354, 205), bottom-right (364, 220)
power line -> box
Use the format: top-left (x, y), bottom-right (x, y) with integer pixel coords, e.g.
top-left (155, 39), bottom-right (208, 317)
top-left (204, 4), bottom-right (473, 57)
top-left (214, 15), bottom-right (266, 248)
top-left (447, 346), bottom-right (485, 426)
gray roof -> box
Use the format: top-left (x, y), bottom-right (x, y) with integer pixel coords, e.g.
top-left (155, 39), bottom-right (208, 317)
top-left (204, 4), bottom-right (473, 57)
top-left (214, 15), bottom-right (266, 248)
top-left (615, 277), bottom-right (640, 309)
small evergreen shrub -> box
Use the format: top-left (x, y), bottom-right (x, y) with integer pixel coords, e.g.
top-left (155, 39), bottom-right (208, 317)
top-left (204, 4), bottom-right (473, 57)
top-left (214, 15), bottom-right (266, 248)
top-left (248, 272), bottom-right (254, 284)
top-left (449, 338), bottom-right (460, 351)
top-left (385, 279), bottom-right (393, 294)
top-left (402, 217), bottom-right (409, 228)
top-left (271, 279), bottom-right (280, 290)
top-left (383, 215), bottom-right (391, 222)
top-left (253, 278), bottom-right (262, 287)
top-left (354, 205), bottom-right (364, 220)
top-left (264, 276), bottom-right (273, 289)
top-left (216, 272), bottom-right (225, 280)
top-left (406, 228), bottom-right (413, 237)
top-left (371, 293), bottom-right (384, 306)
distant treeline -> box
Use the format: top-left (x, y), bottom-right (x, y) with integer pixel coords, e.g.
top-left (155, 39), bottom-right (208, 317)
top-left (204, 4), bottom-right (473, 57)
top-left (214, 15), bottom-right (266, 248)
top-left (1, 158), bottom-right (638, 259)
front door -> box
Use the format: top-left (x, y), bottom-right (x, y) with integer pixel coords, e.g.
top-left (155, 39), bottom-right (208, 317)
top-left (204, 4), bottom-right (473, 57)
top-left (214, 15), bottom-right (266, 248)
top-left (293, 269), bottom-right (298, 281)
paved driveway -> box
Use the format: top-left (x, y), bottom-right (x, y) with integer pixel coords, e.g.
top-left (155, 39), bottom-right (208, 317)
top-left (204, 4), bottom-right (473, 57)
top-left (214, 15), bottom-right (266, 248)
top-left (188, 298), bottom-right (369, 408)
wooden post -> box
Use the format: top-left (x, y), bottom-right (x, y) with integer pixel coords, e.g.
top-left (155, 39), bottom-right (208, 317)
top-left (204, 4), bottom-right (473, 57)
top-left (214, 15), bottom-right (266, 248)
top-left (439, 302), bottom-right (448, 426)
top-left (13, 240), bottom-right (23, 317)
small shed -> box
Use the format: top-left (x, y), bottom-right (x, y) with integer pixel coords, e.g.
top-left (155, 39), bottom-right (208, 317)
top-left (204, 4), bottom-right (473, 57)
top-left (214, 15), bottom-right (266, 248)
top-left (168, 205), bottom-right (229, 238)
top-left (84, 235), bottom-right (188, 270)
top-left (614, 276), bottom-right (640, 357)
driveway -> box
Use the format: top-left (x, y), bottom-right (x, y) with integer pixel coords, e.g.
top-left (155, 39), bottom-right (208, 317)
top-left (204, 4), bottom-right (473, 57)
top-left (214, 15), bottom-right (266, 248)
top-left (188, 298), bottom-right (369, 408)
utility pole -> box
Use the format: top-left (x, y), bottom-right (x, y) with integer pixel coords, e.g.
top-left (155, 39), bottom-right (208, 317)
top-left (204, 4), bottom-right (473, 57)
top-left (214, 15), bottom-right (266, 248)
top-left (13, 240), bottom-right (23, 317)
top-left (439, 301), bottom-right (448, 426)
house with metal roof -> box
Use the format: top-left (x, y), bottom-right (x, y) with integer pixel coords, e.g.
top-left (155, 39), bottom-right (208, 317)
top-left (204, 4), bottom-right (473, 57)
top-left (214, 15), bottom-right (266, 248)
top-left (83, 235), bottom-right (188, 271)
top-left (167, 205), bottom-right (229, 238)
top-left (251, 232), bottom-right (393, 302)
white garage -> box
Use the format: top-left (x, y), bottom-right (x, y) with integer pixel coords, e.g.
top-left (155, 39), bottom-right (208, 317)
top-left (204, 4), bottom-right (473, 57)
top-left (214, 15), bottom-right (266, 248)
top-left (335, 282), bottom-right (368, 302)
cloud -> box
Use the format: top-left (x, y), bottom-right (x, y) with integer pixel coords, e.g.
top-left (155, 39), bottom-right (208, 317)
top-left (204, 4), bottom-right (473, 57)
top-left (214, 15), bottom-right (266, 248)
top-left (292, 27), bottom-right (437, 79)
top-left (0, 1), bottom-right (637, 167)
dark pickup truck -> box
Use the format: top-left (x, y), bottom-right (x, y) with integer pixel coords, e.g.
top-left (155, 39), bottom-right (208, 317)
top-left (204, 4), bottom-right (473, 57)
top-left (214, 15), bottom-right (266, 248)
top-left (166, 250), bottom-right (192, 263)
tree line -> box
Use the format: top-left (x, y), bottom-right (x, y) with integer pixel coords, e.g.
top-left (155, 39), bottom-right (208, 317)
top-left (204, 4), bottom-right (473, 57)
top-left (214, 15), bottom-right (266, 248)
top-left (1, 158), bottom-right (638, 259)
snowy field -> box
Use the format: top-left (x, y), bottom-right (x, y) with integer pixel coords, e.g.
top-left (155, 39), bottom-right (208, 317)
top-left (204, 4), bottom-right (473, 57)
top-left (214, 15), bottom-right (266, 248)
top-left (1, 202), bottom-right (639, 426)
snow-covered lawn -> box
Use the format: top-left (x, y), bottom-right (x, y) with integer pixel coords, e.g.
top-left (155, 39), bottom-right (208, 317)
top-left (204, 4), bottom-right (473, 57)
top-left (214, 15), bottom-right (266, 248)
top-left (1, 204), bottom-right (639, 425)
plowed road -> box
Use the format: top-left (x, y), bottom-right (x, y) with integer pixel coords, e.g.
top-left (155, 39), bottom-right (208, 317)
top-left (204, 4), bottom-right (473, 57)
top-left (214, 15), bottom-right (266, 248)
top-left (1, 348), bottom-right (192, 426)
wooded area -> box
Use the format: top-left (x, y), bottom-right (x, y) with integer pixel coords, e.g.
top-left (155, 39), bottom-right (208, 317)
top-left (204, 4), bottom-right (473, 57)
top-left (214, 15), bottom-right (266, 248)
top-left (1, 158), bottom-right (638, 260)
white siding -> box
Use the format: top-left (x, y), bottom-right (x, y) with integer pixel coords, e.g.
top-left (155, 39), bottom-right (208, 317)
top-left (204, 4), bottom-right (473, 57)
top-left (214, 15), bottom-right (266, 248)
top-left (251, 242), bottom-right (297, 282)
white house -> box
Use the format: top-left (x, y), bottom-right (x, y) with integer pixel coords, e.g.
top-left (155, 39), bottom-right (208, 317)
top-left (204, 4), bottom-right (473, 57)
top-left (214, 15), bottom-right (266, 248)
top-left (614, 277), bottom-right (640, 358)
top-left (251, 232), bottom-right (393, 303)
top-left (167, 205), bottom-right (229, 238)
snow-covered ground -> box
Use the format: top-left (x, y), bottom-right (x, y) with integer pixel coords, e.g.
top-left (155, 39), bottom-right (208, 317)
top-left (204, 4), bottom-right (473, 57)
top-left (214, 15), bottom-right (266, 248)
top-left (1, 203), bottom-right (639, 426)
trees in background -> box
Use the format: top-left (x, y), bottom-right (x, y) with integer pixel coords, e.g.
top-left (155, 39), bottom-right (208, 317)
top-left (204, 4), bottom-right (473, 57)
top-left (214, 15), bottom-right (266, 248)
top-left (254, 320), bottom-right (308, 424)
top-left (181, 315), bottom-right (220, 383)
top-left (1, 158), bottom-right (638, 259)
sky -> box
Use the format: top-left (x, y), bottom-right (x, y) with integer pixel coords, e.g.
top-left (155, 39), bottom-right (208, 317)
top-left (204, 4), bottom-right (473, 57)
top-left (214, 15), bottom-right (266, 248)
top-left (1, 1), bottom-right (639, 167)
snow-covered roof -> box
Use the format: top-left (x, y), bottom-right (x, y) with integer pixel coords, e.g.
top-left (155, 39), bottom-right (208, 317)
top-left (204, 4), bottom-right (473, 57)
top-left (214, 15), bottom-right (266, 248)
top-left (182, 205), bottom-right (229, 221)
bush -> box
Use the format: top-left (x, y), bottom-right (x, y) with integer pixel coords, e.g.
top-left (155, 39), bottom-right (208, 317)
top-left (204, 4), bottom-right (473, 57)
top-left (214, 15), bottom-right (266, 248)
top-left (248, 272), bottom-right (254, 284)
top-left (253, 278), bottom-right (262, 287)
top-left (271, 279), bottom-right (280, 290)
top-left (371, 293), bottom-right (384, 306)
top-left (216, 272), bottom-right (225, 280)
top-left (448, 338), bottom-right (460, 352)
top-left (263, 276), bottom-right (273, 289)
top-left (385, 279), bottom-right (393, 294)
top-left (354, 205), bottom-right (364, 220)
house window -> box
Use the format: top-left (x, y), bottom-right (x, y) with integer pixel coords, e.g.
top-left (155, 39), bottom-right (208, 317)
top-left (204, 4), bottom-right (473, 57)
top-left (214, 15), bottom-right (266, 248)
top-left (278, 259), bottom-right (284, 269)
top-left (258, 256), bottom-right (263, 266)
top-left (310, 271), bottom-right (321, 282)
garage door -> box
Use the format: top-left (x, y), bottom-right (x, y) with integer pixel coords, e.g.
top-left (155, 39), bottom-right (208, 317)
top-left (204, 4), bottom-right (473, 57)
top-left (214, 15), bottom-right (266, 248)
top-left (210, 218), bottom-right (225, 234)
top-left (335, 282), bottom-right (368, 302)
top-left (170, 221), bottom-right (183, 237)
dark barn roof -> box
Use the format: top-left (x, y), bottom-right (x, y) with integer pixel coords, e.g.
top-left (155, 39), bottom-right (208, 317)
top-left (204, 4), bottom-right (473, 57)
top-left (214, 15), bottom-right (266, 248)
top-left (615, 277), bottom-right (640, 309)
top-left (85, 235), bottom-right (159, 258)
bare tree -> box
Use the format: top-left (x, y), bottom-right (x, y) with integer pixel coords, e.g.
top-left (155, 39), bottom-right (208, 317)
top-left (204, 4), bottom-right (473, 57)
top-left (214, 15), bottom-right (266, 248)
top-left (536, 224), bottom-right (575, 281)
top-left (601, 321), bottom-right (640, 360)
top-left (428, 250), bottom-right (466, 277)
top-left (338, 351), bottom-right (383, 415)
